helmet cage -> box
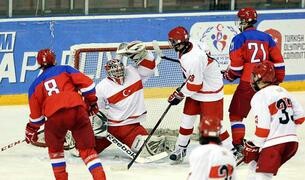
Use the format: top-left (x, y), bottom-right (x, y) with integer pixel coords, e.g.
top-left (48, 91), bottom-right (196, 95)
top-left (105, 59), bottom-right (125, 85)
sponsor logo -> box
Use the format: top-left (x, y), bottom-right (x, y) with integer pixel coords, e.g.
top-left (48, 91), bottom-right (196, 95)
top-left (0, 32), bottom-right (16, 52)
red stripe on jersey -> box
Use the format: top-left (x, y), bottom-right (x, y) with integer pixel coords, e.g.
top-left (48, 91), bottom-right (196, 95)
top-left (108, 80), bottom-right (143, 104)
top-left (186, 82), bottom-right (202, 92)
top-left (209, 164), bottom-right (234, 178)
top-left (138, 59), bottom-right (156, 69)
top-left (295, 117), bottom-right (305, 125)
top-left (108, 111), bottom-right (147, 123)
top-left (255, 126), bottom-right (270, 138)
top-left (198, 85), bottom-right (223, 94)
top-left (268, 102), bottom-right (277, 116)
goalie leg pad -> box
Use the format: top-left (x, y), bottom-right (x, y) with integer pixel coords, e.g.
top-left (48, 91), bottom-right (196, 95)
top-left (131, 135), bottom-right (176, 157)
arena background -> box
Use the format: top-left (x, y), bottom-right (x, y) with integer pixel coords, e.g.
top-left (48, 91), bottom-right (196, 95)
top-left (0, 9), bottom-right (305, 105)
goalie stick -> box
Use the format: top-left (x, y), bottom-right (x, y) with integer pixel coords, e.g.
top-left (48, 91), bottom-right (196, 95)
top-left (105, 132), bottom-right (168, 164)
top-left (152, 40), bottom-right (219, 64)
top-left (127, 76), bottom-right (190, 170)
top-left (94, 111), bottom-right (168, 164)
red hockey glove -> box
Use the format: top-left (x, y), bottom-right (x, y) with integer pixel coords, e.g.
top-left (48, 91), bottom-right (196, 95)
top-left (25, 122), bottom-right (40, 144)
top-left (84, 94), bottom-right (99, 116)
top-left (221, 69), bottom-right (238, 82)
top-left (168, 89), bottom-right (184, 105)
top-left (243, 141), bottom-right (259, 164)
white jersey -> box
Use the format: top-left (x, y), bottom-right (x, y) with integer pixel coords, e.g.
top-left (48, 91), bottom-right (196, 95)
top-left (251, 85), bottom-right (305, 148)
top-left (188, 143), bottom-right (236, 180)
top-left (96, 52), bottom-right (155, 126)
top-left (179, 40), bottom-right (224, 102)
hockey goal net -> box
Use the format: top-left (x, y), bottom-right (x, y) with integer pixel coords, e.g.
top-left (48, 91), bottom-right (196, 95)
top-left (69, 42), bottom-right (198, 136)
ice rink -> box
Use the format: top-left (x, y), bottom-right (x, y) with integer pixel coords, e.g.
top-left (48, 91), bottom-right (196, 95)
top-left (1, 92), bottom-right (305, 180)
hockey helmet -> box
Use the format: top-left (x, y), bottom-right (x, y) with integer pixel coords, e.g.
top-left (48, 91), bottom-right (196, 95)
top-left (37, 49), bottom-right (56, 68)
top-left (251, 61), bottom-right (276, 91)
top-left (236, 7), bottom-right (257, 32)
top-left (168, 26), bottom-right (190, 52)
top-left (199, 118), bottom-right (221, 138)
top-left (105, 59), bottom-right (125, 85)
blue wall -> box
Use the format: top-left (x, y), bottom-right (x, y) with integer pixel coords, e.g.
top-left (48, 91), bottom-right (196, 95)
top-left (0, 10), bottom-right (305, 95)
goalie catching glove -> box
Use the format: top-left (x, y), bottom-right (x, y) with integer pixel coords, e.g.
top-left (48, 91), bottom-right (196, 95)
top-left (116, 41), bottom-right (148, 65)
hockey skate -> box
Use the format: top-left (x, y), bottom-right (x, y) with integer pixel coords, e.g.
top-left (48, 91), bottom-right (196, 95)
top-left (169, 146), bottom-right (187, 164)
top-left (232, 141), bottom-right (245, 166)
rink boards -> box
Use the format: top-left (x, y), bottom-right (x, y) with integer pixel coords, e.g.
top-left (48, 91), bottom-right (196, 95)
top-left (0, 9), bottom-right (305, 105)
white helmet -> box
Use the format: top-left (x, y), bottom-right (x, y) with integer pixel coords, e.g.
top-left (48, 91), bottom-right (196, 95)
top-left (105, 59), bottom-right (125, 85)
top-left (116, 41), bottom-right (147, 64)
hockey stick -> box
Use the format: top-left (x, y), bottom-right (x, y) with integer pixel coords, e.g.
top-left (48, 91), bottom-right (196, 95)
top-left (1, 130), bottom-right (44, 152)
top-left (127, 77), bottom-right (190, 170)
top-left (1, 139), bottom-right (25, 152)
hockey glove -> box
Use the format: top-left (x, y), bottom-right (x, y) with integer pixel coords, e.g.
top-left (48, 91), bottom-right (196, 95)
top-left (25, 122), bottom-right (40, 144)
top-left (168, 89), bottom-right (184, 105)
top-left (221, 69), bottom-right (239, 82)
top-left (243, 141), bottom-right (260, 164)
top-left (84, 94), bottom-right (99, 116)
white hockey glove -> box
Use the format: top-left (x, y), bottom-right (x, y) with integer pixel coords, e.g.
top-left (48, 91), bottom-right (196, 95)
top-left (116, 41), bottom-right (148, 65)
top-left (91, 111), bottom-right (108, 138)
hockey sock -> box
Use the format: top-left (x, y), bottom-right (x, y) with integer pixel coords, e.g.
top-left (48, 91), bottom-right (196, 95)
top-left (230, 121), bottom-right (245, 145)
top-left (79, 148), bottom-right (106, 180)
top-left (49, 151), bottom-right (68, 180)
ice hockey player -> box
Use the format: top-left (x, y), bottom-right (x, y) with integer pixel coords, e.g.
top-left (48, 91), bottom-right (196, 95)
top-left (25, 49), bottom-right (106, 180)
top-left (167, 26), bottom-right (234, 163)
top-left (222, 7), bottom-right (285, 161)
top-left (243, 61), bottom-right (304, 180)
top-left (91, 41), bottom-right (175, 158)
top-left (188, 118), bottom-right (236, 180)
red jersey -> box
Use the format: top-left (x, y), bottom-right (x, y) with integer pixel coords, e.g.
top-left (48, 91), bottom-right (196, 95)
top-left (28, 65), bottom-right (96, 125)
top-left (229, 27), bottom-right (285, 82)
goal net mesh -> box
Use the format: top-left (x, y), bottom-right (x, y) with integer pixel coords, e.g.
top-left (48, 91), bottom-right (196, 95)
top-left (69, 42), bottom-right (200, 138)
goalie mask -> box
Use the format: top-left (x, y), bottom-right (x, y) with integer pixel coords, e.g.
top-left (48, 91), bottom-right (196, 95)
top-left (236, 7), bottom-right (257, 32)
top-left (37, 48), bottom-right (56, 69)
top-left (251, 61), bottom-right (276, 92)
top-left (105, 59), bottom-right (125, 85)
top-left (168, 26), bottom-right (190, 53)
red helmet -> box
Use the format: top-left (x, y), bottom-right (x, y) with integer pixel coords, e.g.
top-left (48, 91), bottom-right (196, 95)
top-left (199, 118), bottom-right (221, 137)
top-left (237, 7), bottom-right (257, 24)
top-left (168, 26), bottom-right (189, 52)
top-left (251, 61), bottom-right (276, 91)
top-left (37, 49), bottom-right (56, 68)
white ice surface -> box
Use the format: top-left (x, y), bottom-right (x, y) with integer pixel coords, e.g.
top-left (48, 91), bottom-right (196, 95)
top-left (1, 92), bottom-right (305, 180)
